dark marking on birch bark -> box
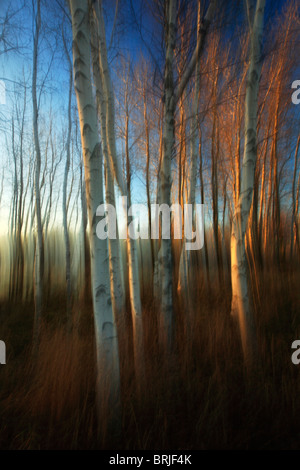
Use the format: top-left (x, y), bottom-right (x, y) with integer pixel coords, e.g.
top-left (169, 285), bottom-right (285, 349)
top-left (96, 284), bottom-right (106, 298)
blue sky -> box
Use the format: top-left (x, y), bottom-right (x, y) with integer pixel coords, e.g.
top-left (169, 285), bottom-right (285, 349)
top-left (0, 0), bottom-right (299, 236)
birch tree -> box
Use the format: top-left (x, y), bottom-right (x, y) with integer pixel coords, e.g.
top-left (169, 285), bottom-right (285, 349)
top-left (90, 11), bottom-right (125, 320)
top-left (158, 0), bottom-right (177, 345)
top-left (230, 0), bottom-right (266, 362)
top-left (91, 0), bottom-right (145, 388)
top-left (123, 64), bottom-right (144, 388)
top-left (177, 2), bottom-right (202, 304)
top-left (291, 136), bottom-right (300, 260)
top-left (62, 29), bottom-right (72, 315)
top-left (32, 0), bottom-right (44, 342)
top-left (91, 0), bottom-right (125, 196)
top-left (69, 0), bottom-right (121, 432)
top-left (159, 0), bottom-right (216, 345)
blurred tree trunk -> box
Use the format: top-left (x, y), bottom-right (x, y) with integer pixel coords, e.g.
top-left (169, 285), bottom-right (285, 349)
top-left (80, 162), bottom-right (90, 302)
top-left (291, 136), bottom-right (300, 260)
top-left (142, 85), bottom-right (155, 277)
top-left (70, 0), bottom-right (121, 436)
top-left (92, 0), bottom-right (124, 196)
top-left (178, 2), bottom-right (201, 303)
top-left (124, 85), bottom-right (145, 388)
top-left (257, 132), bottom-right (269, 268)
top-left (32, 0), bottom-right (44, 343)
top-left (90, 13), bottom-right (125, 319)
top-left (271, 96), bottom-right (281, 266)
top-left (159, 0), bottom-right (177, 346)
top-left (211, 102), bottom-right (222, 285)
top-left (199, 130), bottom-right (210, 286)
top-left (62, 32), bottom-right (72, 316)
top-left (160, 0), bottom-right (216, 345)
top-left (16, 90), bottom-right (26, 301)
top-left (230, 0), bottom-right (266, 363)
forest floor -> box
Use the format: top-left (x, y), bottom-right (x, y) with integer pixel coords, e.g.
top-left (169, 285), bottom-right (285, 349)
top-left (1, 267), bottom-right (300, 449)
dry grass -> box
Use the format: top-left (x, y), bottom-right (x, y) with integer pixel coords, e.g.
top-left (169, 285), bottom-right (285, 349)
top-left (0, 266), bottom-right (300, 449)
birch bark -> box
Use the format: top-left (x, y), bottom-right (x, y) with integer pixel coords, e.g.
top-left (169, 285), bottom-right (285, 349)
top-left (230, 0), bottom-right (266, 362)
top-left (90, 13), bottom-right (125, 319)
top-left (70, 0), bottom-right (120, 425)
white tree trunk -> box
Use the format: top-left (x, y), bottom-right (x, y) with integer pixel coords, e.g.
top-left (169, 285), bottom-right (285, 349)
top-left (32, 0), bottom-right (43, 343)
top-left (230, 0), bottom-right (266, 362)
top-left (92, 0), bottom-right (125, 196)
top-left (70, 0), bottom-right (120, 427)
top-left (90, 15), bottom-right (125, 319)
top-left (104, 157), bottom-right (125, 316)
